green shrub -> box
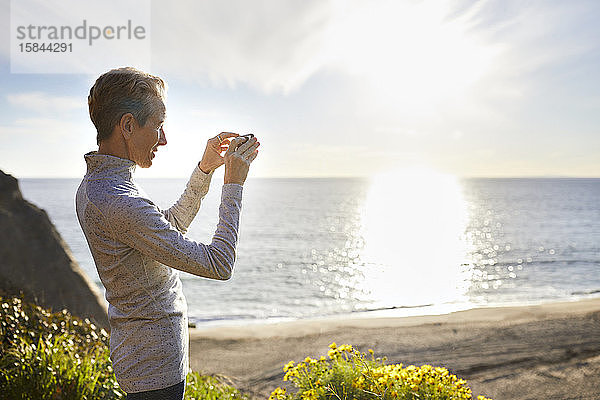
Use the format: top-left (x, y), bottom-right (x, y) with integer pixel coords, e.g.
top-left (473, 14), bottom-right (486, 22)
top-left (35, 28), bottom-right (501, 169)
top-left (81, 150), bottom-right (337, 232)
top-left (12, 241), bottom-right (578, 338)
top-left (269, 343), bottom-right (492, 400)
top-left (1, 332), bottom-right (122, 399)
top-left (185, 371), bottom-right (249, 400)
top-left (0, 296), bottom-right (247, 400)
top-left (0, 296), bottom-right (123, 399)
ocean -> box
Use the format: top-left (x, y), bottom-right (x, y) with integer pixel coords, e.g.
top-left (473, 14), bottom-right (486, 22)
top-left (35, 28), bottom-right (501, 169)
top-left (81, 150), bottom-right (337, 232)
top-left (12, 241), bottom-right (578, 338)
top-left (18, 175), bottom-right (600, 327)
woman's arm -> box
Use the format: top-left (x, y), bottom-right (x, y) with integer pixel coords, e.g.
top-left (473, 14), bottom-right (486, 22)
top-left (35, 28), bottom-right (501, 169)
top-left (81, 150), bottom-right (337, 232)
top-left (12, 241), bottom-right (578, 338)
top-left (160, 165), bottom-right (214, 234)
top-left (110, 184), bottom-right (242, 280)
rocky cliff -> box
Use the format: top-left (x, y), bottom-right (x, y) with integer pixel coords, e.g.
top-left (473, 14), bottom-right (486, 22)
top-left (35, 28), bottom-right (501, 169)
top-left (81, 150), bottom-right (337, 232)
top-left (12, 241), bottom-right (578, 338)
top-left (0, 169), bottom-right (109, 330)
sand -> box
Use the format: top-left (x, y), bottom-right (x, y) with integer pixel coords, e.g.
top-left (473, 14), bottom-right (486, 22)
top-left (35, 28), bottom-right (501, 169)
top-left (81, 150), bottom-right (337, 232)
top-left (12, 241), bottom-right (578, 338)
top-left (189, 298), bottom-right (600, 399)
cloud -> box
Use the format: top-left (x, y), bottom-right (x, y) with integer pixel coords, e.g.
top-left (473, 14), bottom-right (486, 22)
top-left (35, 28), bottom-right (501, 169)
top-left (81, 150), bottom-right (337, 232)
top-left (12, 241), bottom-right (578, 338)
top-left (152, 0), bottom-right (332, 94)
top-left (149, 0), bottom-right (503, 112)
top-left (150, 0), bottom-right (597, 123)
top-left (6, 92), bottom-right (84, 114)
top-left (152, 0), bottom-right (501, 99)
top-left (0, 116), bottom-right (84, 140)
top-left (4, 0), bottom-right (594, 101)
top-left (0, 115), bottom-right (92, 177)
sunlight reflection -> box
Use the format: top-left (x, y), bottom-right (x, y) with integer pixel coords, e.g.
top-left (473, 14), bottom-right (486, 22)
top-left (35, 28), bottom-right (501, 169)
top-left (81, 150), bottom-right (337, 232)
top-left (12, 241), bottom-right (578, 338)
top-left (358, 167), bottom-right (471, 308)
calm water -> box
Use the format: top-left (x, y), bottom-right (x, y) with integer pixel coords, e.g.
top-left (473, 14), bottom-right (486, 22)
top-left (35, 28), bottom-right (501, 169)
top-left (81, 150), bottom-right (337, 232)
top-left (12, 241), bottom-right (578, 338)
top-left (19, 175), bottom-right (600, 327)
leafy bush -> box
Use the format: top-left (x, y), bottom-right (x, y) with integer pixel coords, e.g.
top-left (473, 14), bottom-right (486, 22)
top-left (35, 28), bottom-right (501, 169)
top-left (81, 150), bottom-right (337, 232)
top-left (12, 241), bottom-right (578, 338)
top-left (185, 371), bottom-right (249, 400)
top-left (269, 343), bottom-right (492, 400)
top-left (0, 296), bottom-right (247, 400)
top-left (0, 296), bottom-right (122, 399)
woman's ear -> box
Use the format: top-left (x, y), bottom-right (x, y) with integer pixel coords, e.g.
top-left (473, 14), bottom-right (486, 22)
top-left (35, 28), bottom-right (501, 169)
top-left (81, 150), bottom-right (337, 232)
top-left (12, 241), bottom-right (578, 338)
top-left (119, 113), bottom-right (135, 140)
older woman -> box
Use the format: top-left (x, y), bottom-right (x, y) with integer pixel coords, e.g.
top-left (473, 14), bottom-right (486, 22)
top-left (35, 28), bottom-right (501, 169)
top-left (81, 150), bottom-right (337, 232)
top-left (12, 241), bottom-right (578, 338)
top-left (76, 67), bottom-right (259, 399)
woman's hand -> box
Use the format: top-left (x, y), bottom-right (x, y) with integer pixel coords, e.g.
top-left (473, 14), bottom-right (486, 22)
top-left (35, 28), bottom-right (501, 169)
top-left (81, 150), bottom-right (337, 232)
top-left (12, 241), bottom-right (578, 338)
top-left (198, 132), bottom-right (239, 174)
top-left (224, 136), bottom-right (260, 185)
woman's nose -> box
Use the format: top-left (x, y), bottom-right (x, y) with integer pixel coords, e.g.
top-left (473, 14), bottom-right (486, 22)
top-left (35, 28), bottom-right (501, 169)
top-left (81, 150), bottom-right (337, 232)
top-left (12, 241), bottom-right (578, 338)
top-left (158, 127), bottom-right (167, 146)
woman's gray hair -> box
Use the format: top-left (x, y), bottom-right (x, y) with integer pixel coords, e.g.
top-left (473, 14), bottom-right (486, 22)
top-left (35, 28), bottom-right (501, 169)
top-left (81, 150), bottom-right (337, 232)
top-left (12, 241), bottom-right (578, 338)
top-left (88, 67), bottom-right (167, 145)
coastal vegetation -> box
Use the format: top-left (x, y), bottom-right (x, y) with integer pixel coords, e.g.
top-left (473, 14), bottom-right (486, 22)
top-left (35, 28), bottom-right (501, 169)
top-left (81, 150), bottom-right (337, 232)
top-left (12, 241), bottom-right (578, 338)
top-left (0, 296), bottom-right (247, 399)
top-left (269, 343), bottom-right (492, 400)
top-left (1, 296), bottom-right (491, 399)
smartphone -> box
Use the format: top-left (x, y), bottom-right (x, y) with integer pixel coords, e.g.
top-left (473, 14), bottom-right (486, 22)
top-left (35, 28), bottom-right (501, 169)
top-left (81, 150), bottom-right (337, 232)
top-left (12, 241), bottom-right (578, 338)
top-left (239, 133), bottom-right (254, 143)
top-left (235, 133), bottom-right (254, 149)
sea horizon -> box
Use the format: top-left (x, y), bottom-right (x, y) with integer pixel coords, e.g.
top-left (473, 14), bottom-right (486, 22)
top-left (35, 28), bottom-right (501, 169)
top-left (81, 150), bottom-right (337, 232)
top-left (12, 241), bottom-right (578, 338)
top-left (13, 175), bottom-right (600, 180)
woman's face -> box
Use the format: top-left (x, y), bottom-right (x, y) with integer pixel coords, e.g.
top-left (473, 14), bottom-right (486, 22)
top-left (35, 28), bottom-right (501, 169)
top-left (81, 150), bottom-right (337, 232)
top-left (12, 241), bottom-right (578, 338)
top-left (126, 105), bottom-right (167, 168)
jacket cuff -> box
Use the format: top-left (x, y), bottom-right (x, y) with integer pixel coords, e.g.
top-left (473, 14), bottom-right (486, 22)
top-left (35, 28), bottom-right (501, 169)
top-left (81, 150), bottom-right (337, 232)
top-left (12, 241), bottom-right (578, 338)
top-left (222, 183), bottom-right (243, 199)
top-left (189, 164), bottom-right (215, 191)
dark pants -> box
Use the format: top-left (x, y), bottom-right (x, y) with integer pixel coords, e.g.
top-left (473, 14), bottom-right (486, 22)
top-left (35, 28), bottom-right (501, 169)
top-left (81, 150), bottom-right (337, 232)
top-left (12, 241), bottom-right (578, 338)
top-left (126, 380), bottom-right (185, 400)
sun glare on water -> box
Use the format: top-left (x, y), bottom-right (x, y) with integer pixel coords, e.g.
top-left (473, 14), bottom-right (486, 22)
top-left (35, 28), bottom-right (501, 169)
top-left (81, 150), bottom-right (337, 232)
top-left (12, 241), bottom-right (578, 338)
top-left (358, 167), bottom-right (471, 309)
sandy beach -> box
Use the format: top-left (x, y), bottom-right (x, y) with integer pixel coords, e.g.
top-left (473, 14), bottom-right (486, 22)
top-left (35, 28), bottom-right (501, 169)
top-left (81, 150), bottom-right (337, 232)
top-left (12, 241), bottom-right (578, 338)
top-left (189, 298), bottom-right (600, 399)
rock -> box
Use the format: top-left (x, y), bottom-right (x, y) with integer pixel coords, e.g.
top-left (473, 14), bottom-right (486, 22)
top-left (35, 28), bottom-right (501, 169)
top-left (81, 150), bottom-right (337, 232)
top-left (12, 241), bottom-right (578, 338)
top-left (0, 169), bottom-right (109, 330)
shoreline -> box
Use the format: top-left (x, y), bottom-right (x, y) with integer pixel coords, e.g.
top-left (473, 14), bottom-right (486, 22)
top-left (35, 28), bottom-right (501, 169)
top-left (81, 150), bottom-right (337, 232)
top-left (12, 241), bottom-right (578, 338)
top-left (190, 296), bottom-right (600, 339)
top-left (189, 297), bottom-right (600, 399)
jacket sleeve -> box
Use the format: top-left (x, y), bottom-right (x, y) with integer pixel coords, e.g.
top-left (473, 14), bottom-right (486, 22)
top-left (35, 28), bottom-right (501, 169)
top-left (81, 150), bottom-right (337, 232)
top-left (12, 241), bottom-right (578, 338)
top-left (109, 183), bottom-right (243, 280)
top-left (160, 165), bottom-right (214, 234)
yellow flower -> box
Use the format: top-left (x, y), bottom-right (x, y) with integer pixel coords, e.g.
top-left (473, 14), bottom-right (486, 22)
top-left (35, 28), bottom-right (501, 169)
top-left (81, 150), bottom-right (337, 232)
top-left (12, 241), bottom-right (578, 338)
top-left (327, 348), bottom-right (340, 359)
top-left (269, 387), bottom-right (287, 400)
top-left (338, 344), bottom-right (353, 353)
top-left (283, 361), bottom-right (295, 372)
top-left (283, 368), bottom-right (299, 381)
top-left (301, 388), bottom-right (318, 400)
top-left (277, 342), bottom-right (493, 400)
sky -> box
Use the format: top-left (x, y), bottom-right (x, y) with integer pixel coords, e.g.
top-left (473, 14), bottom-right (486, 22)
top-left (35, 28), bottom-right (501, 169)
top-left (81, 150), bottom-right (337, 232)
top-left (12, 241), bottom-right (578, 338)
top-left (0, 0), bottom-right (599, 179)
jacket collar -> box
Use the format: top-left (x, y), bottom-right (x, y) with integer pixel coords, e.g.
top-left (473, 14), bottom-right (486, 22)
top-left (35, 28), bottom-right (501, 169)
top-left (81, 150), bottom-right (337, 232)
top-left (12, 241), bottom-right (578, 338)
top-left (83, 151), bottom-right (136, 180)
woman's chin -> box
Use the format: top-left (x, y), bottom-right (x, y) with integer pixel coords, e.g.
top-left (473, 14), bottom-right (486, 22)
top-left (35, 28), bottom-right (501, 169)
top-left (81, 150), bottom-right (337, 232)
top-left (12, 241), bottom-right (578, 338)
top-left (138, 159), bottom-right (153, 168)
top-left (140, 153), bottom-right (155, 168)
